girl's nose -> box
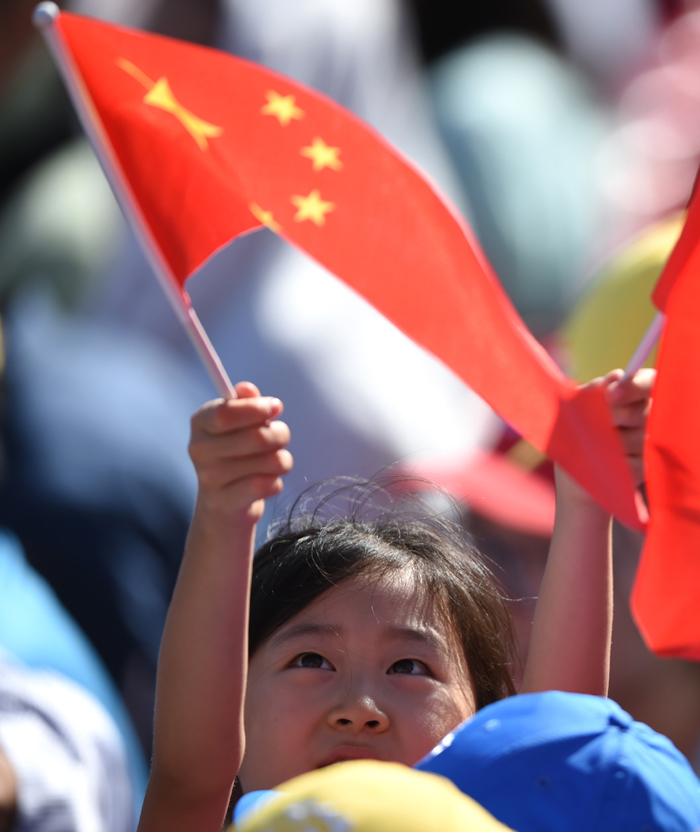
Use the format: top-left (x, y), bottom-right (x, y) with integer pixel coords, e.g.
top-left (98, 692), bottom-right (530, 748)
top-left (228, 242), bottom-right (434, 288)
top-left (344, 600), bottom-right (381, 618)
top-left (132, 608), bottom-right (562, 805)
top-left (327, 693), bottom-right (390, 732)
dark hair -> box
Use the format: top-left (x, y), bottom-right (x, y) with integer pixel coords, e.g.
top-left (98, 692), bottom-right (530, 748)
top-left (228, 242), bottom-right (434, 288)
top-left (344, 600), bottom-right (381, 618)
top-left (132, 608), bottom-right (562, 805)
top-left (249, 479), bottom-right (517, 709)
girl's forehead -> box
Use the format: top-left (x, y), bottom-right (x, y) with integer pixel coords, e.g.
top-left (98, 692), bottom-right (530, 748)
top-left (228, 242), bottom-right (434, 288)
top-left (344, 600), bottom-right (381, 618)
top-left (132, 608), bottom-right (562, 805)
top-left (280, 570), bottom-right (451, 638)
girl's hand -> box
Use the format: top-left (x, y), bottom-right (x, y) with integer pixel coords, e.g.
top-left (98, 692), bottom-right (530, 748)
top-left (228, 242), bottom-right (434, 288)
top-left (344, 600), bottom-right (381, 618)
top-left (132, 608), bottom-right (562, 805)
top-left (188, 381), bottom-right (292, 524)
top-left (604, 368), bottom-right (655, 487)
top-left (557, 367), bottom-right (655, 510)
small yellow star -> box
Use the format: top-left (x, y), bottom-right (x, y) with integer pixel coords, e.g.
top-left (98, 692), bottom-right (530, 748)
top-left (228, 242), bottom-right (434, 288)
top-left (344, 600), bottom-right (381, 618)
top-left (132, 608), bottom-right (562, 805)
top-left (261, 90), bottom-right (304, 126)
top-left (300, 137), bottom-right (343, 172)
top-left (249, 203), bottom-right (281, 232)
top-left (291, 190), bottom-right (335, 226)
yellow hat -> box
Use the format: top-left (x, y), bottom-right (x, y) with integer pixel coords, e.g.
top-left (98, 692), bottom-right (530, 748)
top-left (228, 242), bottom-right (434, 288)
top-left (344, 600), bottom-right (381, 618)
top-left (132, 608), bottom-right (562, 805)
top-left (560, 215), bottom-right (682, 382)
top-left (234, 759), bottom-right (513, 832)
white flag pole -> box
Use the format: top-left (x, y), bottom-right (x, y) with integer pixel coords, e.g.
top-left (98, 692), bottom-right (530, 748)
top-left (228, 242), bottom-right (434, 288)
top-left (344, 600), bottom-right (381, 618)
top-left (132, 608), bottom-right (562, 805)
top-left (622, 311), bottom-right (665, 381)
top-left (33, 2), bottom-right (237, 400)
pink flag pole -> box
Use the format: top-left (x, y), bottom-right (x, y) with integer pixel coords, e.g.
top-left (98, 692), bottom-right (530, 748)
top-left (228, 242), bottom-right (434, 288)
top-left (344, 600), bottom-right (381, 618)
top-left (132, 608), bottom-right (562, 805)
top-left (622, 311), bottom-right (665, 381)
top-left (33, 1), bottom-right (237, 400)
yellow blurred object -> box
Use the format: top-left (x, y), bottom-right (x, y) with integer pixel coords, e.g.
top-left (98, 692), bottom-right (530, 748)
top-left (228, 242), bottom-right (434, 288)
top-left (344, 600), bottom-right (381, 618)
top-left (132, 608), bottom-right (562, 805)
top-left (235, 760), bottom-right (513, 832)
top-left (561, 216), bottom-right (683, 382)
top-left (506, 438), bottom-right (547, 472)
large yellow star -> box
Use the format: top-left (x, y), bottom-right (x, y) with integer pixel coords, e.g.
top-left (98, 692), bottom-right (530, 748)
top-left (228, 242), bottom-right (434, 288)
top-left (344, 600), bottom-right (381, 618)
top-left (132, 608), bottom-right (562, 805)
top-left (291, 190), bottom-right (335, 226)
top-left (261, 90), bottom-right (305, 126)
top-left (117, 59), bottom-right (223, 151)
top-left (300, 137), bottom-right (343, 172)
top-left (249, 203), bottom-right (281, 233)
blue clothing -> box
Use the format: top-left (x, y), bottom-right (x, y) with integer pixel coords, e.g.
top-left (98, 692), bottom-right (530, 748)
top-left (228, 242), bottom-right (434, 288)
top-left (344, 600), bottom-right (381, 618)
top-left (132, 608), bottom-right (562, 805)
top-left (0, 530), bottom-right (147, 815)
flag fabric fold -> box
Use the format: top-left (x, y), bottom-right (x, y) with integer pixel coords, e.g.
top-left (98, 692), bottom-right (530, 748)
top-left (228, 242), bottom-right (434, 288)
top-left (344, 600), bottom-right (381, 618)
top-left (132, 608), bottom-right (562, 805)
top-left (50, 10), bottom-right (642, 528)
top-left (632, 196), bottom-right (700, 660)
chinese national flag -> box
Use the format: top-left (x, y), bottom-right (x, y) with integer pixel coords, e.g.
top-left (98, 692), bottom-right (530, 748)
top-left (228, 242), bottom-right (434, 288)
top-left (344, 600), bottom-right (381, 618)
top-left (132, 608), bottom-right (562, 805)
top-left (632, 172), bottom-right (700, 659)
top-left (51, 10), bottom-right (643, 527)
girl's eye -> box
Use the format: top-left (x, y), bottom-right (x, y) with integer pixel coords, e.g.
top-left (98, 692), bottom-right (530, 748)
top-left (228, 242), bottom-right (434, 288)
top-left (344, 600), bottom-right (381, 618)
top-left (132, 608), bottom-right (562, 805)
top-left (293, 652), bottom-right (331, 670)
top-left (389, 659), bottom-right (429, 676)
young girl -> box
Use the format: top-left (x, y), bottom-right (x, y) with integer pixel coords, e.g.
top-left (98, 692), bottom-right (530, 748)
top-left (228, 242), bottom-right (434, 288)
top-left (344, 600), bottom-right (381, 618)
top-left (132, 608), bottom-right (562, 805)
top-left (137, 369), bottom-right (653, 832)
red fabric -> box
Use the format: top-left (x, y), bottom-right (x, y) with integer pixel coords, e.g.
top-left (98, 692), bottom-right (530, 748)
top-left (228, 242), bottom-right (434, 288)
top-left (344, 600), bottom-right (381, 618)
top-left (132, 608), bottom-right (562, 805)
top-left (632, 164), bottom-right (700, 658)
top-left (632, 259), bottom-right (700, 659)
top-left (653, 170), bottom-right (700, 311)
top-left (56, 11), bottom-right (642, 527)
top-left (411, 451), bottom-right (557, 537)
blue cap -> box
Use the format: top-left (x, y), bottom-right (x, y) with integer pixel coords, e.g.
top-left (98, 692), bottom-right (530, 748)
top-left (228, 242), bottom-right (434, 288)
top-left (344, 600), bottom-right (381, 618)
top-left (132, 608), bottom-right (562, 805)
top-left (416, 691), bottom-right (700, 832)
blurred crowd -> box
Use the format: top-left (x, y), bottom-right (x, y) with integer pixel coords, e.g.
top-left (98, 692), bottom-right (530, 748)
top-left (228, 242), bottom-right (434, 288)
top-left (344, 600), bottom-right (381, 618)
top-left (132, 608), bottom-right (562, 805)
top-left (1, 0), bottom-right (700, 828)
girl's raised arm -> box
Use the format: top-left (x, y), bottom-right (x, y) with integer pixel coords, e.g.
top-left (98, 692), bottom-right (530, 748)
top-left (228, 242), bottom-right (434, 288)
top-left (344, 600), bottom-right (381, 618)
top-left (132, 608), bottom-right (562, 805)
top-left (138, 383), bottom-right (292, 832)
top-left (521, 369), bottom-right (654, 696)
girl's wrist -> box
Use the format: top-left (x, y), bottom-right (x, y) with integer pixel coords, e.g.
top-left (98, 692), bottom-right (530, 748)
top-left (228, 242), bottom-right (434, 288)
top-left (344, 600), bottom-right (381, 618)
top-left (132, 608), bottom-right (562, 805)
top-left (554, 467), bottom-right (611, 522)
top-left (186, 496), bottom-right (262, 562)
top-left (193, 491), bottom-right (265, 529)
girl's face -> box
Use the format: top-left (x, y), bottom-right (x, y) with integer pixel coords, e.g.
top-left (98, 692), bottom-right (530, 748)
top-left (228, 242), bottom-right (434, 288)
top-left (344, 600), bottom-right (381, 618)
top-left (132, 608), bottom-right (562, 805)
top-left (239, 570), bottom-right (477, 791)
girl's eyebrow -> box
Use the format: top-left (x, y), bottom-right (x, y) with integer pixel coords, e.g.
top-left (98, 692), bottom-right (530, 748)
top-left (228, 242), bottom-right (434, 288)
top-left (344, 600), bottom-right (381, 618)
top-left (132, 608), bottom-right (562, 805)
top-left (269, 622), bottom-right (339, 649)
top-left (269, 622), bottom-right (447, 654)
top-left (384, 625), bottom-right (448, 654)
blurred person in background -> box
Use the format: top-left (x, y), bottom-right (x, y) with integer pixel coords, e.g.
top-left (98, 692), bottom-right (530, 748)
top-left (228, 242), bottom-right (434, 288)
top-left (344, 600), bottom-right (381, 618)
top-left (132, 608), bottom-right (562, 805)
top-left (409, 0), bottom-right (662, 336)
top-left (0, 652), bottom-right (133, 832)
top-left (0, 505), bottom-right (143, 827)
top-left (0, 526), bottom-right (147, 815)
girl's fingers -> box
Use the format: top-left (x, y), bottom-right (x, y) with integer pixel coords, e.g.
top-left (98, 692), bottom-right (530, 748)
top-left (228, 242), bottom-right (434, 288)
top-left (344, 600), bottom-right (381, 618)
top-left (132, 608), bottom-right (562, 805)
top-left (603, 368), bottom-right (655, 429)
top-left (190, 420), bottom-right (291, 468)
top-left (235, 380), bottom-right (261, 399)
top-left (218, 474), bottom-right (286, 509)
top-left (609, 400), bottom-right (651, 429)
top-left (605, 368), bottom-right (656, 406)
top-left (192, 395), bottom-right (283, 436)
top-left (579, 369), bottom-right (653, 487)
top-left (196, 449), bottom-right (294, 492)
top-left (189, 386), bottom-right (292, 511)
top-left (227, 449), bottom-right (293, 483)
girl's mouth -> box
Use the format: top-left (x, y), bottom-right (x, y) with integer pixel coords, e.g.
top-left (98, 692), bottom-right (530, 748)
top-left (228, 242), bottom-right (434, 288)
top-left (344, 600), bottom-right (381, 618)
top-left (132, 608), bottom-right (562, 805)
top-left (318, 747), bottom-right (382, 768)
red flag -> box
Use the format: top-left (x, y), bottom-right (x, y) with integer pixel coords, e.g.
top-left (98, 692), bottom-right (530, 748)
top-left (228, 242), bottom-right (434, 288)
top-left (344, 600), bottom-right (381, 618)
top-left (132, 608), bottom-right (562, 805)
top-left (629, 166), bottom-right (700, 660)
top-left (632, 229), bottom-right (700, 659)
top-left (652, 170), bottom-right (700, 312)
top-left (47, 10), bottom-right (643, 527)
